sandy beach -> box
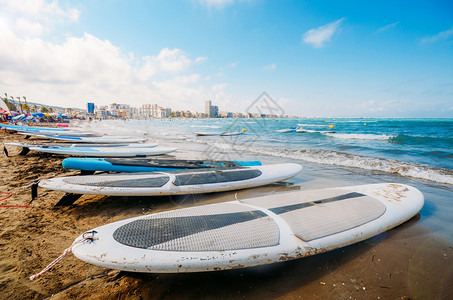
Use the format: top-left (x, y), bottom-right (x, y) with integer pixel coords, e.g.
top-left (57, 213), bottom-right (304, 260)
top-left (1, 129), bottom-right (452, 299)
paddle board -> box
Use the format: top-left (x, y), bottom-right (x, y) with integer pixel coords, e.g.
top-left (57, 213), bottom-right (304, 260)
top-left (38, 163), bottom-right (302, 196)
top-left (18, 132), bottom-right (146, 144)
top-left (6, 142), bottom-right (159, 149)
top-left (62, 158), bottom-right (262, 172)
top-left (16, 129), bottom-right (98, 137)
top-left (220, 131), bottom-right (244, 136)
top-left (196, 131), bottom-right (244, 136)
top-left (28, 146), bottom-right (176, 157)
top-left (195, 132), bottom-right (222, 136)
top-left (70, 183), bottom-right (423, 273)
top-left (0, 124), bottom-right (67, 131)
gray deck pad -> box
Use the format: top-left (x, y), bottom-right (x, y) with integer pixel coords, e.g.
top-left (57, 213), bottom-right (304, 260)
top-left (173, 169), bottom-right (262, 186)
top-left (242, 189), bottom-right (386, 242)
top-left (113, 203), bottom-right (279, 251)
top-left (62, 175), bottom-right (170, 188)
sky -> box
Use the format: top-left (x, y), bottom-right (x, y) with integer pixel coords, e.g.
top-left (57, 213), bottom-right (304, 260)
top-left (0, 0), bottom-right (452, 118)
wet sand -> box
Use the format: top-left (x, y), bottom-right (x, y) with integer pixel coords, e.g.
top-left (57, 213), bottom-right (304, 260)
top-left (1, 130), bottom-right (452, 299)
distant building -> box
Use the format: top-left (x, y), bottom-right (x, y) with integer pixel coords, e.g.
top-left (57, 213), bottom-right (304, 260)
top-left (219, 111), bottom-right (233, 118)
top-left (205, 100), bottom-right (218, 117)
top-left (87, 102), bottom-right (95, 114)
top-left (205, 100), bottom-right (211, 116)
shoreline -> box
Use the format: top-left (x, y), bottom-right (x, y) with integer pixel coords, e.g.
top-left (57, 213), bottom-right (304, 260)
top-left (1, 130), bottom-right (452, 299)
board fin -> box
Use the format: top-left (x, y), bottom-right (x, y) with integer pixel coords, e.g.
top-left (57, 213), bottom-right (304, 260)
top-left (19, 147), bottom-right (30, 156)
top-left (3, 146), bottom-right (9, 157)
top-left (80, 170), bottom-right (96, 175)
top-left (54, 193), bottom-right (83, 206)
top-left (31, 180), bottom-right (40, 200)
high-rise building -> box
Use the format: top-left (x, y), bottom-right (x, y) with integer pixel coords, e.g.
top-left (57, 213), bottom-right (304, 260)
top-left (87, 102), bottom-right (95, 114)
top-left (211, 105), bottom-right (218, 117)
top-left (205, 100), bottom-right (211, 116)
top-left (205, 100), bottom-right (218, 117)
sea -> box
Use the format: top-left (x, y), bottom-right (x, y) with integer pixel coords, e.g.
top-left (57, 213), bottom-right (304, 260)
top-left (81, 117), bottom-right (453, 186)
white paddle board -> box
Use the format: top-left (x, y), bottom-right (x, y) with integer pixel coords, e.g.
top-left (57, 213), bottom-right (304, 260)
top-left (28, 146), bottom-right (176, 157)
top-left (195, 132), bottom-right (222, 136)
top-left (71, 183), bottom-right (423, 273)
top-left (6, 142), bottom-right (159, 148)
top-left (196, 131), bottom-right (244, 136)
top-left (15, 129), bottom-right (98, 137)
top-left (18, 132), bottom-right (146, 143)
top-left (38, 163), bottom-right (302, 196)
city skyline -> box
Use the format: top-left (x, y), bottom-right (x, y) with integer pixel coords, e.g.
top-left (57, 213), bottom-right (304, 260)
top-left (0, 1), bottom-right (452, 118)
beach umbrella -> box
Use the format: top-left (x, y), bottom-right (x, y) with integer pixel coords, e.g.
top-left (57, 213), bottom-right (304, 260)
top-left (13, 114), bottom-right (26, 121)
top-left (44, 113), bottom-right (50, 117)
top-left (0, 110), bottom-right (8, 115)
top-left (32, 112), bottom-right (45, 117)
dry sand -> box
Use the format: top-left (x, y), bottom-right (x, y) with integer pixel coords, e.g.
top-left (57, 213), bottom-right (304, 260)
top-left (1, 130), bottom-right (452, 299)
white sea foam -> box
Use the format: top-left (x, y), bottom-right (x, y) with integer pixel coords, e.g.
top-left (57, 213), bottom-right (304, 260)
top-left (332, 120), bottom-right (378, 123)
top-left (297, 124), bottom-right (328, 127)
top-left (325, 133), bottom-right (395, 141)
top-left (186, 138), bottom-right (453, 185)
top-left (189, 125), bottom-right (222, 128)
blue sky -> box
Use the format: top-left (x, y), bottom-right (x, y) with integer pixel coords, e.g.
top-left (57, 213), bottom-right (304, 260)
top-left (0, 0), bottom-right (452, 117)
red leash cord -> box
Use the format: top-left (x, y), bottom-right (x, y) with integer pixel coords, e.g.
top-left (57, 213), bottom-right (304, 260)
top-left (0, 191), bottom-right (33, 207)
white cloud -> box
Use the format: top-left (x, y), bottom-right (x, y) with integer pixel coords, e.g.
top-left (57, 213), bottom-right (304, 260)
top-left (197, 0), bottom-right (235, 9)
top-left (212, 83), bottom-right (227, 92)
top-left (351, 99), bottom-right (405, 114)
top-left (195, 56), bottom-right (207, 63)
top-left (421, 27), bottom-right (453, 43)
top-left (15, 17), bottom-right (44, 36)
top-left (0, 0), bottom-right (236, 112)
top-left (376, 21), bottom-right (400, 33)
top-left (0, 0), bottom-right (80, 23)
top-left (262, 63), bottom-right (276, 71)
top-left (0, 25), bottom-right (223, 110)
top-left (139, 48), bottom-right (193, 79)
top-left (302, 18), bottom-right (345, 48)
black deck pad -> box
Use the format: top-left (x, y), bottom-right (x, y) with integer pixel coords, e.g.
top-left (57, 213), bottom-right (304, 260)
top-left (104, 158), bottom-right (243, 169)
top-left (113, 210), bottom-right (267, 249)
top-left (173, 169), bottom-right (262, 186)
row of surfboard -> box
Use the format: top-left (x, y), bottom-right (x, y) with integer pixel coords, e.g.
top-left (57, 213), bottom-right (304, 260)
top-left (1, 123), bottom-right (177, 157)
top-left (1, 124), bottom-right (424, 276)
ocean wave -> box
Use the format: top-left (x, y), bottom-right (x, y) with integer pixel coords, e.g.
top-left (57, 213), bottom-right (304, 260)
top-left (297, 124), bottom-right (328, 127)
top-left (332, 120), bottom-right (378, 123)
top-left (189, 125), bottom-right (222, 128)
top-left (389, 134), bottom-right (453, 146)
top-left (325, 133), bottom-right (395, 141)
top-left (187, 138), bottom-right (453, 185)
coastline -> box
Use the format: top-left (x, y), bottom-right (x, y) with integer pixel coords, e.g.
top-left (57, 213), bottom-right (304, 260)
top-left (0, 129), bottom-right (452, 299)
